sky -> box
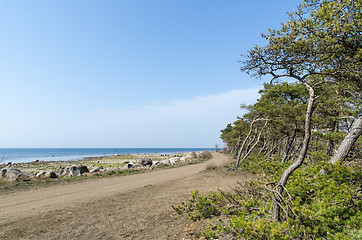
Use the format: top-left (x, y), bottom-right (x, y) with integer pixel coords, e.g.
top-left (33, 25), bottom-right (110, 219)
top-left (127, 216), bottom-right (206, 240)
top-left (0, 0), bottom-right (301, 148)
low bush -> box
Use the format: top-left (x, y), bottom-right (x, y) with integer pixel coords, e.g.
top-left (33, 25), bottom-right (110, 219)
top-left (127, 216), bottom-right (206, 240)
top-left (200, 151), bottom-right (213, 160)
top-left (309, 150), bottom-right (330, 162)
top-left (106, 170), bottom-right (116, 175)
top-left (173, 157), bottom-right (362, 239)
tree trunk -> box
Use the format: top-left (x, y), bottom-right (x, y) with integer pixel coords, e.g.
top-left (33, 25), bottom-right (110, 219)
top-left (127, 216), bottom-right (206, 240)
top-left (245, 128), bottom-right (258, 153)
top-left (326, 120), bottom-right (337, 156)
top-left (238, 120), bottom-right (269, 165)
top-left (281, 127), bottom-right (297, 163)
top-left (236, 118), bottom-right (258, 167)
top-left (233, 137), bottom-right (242, 158)
top-left (272, 82), bottom-right (315, 221)
top-left (330, 108), bottom-right (362, 164)
top-left (259, 138), bottom-right (267, 154)
top-left (288, 140), bottom-right (303, 162)
top-left (281, 136), bottom-right (289, 156)
top-left (266, 138), bottom-right (278, 157)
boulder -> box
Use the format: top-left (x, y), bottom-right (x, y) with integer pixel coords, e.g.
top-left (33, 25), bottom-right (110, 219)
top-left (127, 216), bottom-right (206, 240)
top-left (35, 171), bottom-right (45, 178)
top-left (189, 152), bottom-right (198, 158)
top-left (131, 164), bottom-right (140, 168)
top-left (160, 159), bottom-right (171, 165)
top-left (78, 165), bottom-right (89, 174)
top-left (1, 167), bottom-right (29, 181)
top-left (169, 157), bottom-right (180, 165)
top-left (59, 166), bottom-right (81, 177)
top-left (36, 170), bottom-right (57, 178)
top-left (90, 166), bottom-right (104, 173)
top-left (138, 158), bottom-right (153, 167)
top-left (182, 152), bottom-right (197, 161)
top-left (46, 170), bottom-right (57, 178)
top-left (152, 161), bottom-right (160, 166)
top-left (120, 162), bottom-right (135, 170)
top-left (144, 165), bottom-right (154, 170)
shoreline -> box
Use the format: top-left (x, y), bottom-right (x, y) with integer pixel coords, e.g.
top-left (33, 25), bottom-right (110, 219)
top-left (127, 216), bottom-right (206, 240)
top-left (0, 151), bottom-right (213, 183)
top-left (0, 147), bottom-right (215, 164)
top-left (0, 153), bottom-right (246, 240)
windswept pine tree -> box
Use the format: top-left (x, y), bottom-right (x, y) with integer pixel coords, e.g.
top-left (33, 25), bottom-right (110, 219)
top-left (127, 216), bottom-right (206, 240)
top-left (175, 1), bottom-right (361, 238)
top-left (238, 0), bottom-right (361, 220)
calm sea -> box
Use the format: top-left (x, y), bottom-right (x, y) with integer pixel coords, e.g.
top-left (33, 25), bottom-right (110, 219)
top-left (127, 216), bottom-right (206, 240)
top-left (0, 148), bottom-right (215, 164)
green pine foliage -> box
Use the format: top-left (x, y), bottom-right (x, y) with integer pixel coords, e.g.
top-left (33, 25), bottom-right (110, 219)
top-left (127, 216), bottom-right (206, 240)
top-left (173, 157), bottom-right (362, 239)
top-left (198, 0), bottom-right (362, 238)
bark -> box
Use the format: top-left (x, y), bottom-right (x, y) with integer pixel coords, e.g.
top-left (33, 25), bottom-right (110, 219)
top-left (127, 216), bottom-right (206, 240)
top-left (288, 140), bottom-right (303, 162)
top-left (279, 136), bottom-right (289, 156)
top-left (281, 127), bottom-right (297, 163)
top-left (238, 120), bottom-right (269, 165)
top-left (233, 137), bottom-right (242, 158)
top-left (237, 118), bottom-right (275, 167)
top-left (266, 138), bottom-right (279, 157)
top-left (326, 120), bottom-right (337, 156)
top-left (258, 139), bottom-right (267, 154)
top-left (246, 128), bottom-right (258, 153)
top-left (236, 118), bottom-right (258, 167)
top-left (330, 108), bottom-right (362, 164)
top-left (272, 81), bottom-right (315, 221)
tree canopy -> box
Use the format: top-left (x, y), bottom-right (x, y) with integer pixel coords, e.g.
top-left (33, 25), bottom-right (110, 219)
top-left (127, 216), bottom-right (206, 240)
top-left (236, 0), bottom-right (361, 221)
top-left (175, 1), bottom-right (361, 238)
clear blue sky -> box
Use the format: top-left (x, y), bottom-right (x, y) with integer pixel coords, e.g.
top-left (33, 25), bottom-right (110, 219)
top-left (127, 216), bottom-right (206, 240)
top-left (0, 0), bottom-right (301, 148)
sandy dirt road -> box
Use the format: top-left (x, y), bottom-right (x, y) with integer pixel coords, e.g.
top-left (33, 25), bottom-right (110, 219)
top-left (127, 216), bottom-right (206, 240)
top-left (0, 153), bottom-right (253, 239)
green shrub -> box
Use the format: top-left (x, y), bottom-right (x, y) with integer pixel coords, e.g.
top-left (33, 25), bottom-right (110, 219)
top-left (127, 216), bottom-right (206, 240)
top-left (200, 151), bottom-right (213, 160)
top-left (107, 170), bottom-right (116, 175)
top-left (309, 151), bottom-right (330, 162)
top-left (172, 190), bottom-right (223, 221)
top-left (173, 158), bottom-right (362, 239)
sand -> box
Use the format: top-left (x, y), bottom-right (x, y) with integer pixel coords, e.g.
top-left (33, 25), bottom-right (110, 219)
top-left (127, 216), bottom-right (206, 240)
top-left (0, 153), bottom-right (254, 239)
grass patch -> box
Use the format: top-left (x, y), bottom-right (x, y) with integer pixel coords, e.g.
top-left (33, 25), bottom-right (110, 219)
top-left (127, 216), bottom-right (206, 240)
top-left (0, 153), bottom-right (210, 195)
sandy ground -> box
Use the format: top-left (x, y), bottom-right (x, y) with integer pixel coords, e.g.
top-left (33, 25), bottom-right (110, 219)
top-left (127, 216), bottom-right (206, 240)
top-left (0, 153), bottom-right (254, 239)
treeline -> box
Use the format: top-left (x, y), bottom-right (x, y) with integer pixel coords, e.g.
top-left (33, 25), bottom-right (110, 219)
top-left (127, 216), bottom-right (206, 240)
top-left (221, 81), bottom-right (361, 167)
top-left (222, 0), bottom-right (361, 222)
top-left (173, 0), bottom-right (361, 239)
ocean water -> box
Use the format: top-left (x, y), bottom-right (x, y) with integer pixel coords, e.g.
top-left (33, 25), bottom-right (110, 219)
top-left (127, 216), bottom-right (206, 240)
top-left (0, 148), bottom-right (215, 164)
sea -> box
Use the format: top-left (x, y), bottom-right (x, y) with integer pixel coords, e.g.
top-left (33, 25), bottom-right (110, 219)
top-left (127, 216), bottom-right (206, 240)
top-left (0, 148), bottom-right (215, 164)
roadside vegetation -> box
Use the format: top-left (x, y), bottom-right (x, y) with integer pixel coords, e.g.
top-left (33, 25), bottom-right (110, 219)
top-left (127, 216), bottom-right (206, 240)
top-left (173, 0), bottom-right (361, 239)
top-left (0, 152), bottom-right (212, 195)
top-left (173, 156), bottom-right (361, 239)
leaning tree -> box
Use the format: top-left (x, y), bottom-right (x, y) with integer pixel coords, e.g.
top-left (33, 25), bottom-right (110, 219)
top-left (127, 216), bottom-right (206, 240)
top-left (240, 0), bottom-right (361, 220)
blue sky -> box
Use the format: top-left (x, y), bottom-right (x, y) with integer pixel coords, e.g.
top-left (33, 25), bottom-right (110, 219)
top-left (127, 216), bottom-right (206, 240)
top-left (0, 0), bottom-right (301, 148)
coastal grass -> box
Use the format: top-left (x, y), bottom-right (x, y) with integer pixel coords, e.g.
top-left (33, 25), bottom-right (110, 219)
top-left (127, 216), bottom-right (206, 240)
top-left (0, 153), bottom-right (210, 196)
top-left (172, 154), bottom-right (362, 239)
top-left (0, 168), bottom-right (148, 195)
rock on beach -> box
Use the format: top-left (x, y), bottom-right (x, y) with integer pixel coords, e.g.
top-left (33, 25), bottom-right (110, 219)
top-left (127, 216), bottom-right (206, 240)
top-left (59, 166), bottom-right (81, 177)
top-left (169, 157), bottom-right (180, 165)
top-left (90, 166), bottom-right (104, 173)
top-left (138, 158), bottom-right (153, 167)
top-left (36, 170), bottom-right (57, 178)
top-left (1, 167), bottom-right (30, 181)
